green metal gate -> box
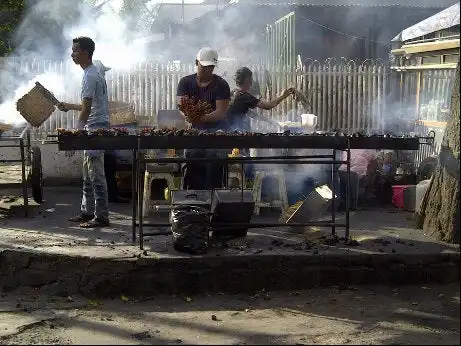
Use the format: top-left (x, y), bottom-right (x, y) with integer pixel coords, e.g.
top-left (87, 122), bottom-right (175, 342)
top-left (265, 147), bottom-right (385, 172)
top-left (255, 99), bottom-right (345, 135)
top-left (265, 11), bottom-right (296, 70)
top-left (263, 11), bottom-right (296, 111)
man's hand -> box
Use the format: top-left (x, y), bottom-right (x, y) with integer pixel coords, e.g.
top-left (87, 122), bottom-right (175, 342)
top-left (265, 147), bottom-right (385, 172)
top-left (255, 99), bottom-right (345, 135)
top-left (200, 99), bottom-right (229, 123)
top-left (185, 114), bottom-right (201, 124)
top-left (57, 102), bottom-right (82, 112)
top-left (181, 108), bottom-right (204, 124)
top-left (57, 103), bottom-right (69, 112)
top-left (76, 120), bottom-right (86, 130)
top-left (178, 110), bottom-right (192, 123)
top-left (279, 87), bottom-right (295, 99)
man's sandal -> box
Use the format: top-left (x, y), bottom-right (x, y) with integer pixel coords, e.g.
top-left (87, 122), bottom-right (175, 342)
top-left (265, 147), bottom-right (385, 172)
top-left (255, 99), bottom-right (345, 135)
top-left (79, 217), bottom-right (110, 228)
top-left (69, 213), bottom-right (93, 223)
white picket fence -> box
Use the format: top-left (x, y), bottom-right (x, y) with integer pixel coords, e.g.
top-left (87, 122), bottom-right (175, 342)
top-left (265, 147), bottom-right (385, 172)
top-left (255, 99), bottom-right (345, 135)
top-left (0, 57), bottom-right (390, 138)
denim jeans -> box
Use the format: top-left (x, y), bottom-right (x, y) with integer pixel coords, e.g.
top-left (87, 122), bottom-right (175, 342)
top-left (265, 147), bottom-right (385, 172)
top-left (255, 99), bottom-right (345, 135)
top-left (81, 150), bottom-right (109, 220)
top-left (181, 149), bottom-right (228, 190)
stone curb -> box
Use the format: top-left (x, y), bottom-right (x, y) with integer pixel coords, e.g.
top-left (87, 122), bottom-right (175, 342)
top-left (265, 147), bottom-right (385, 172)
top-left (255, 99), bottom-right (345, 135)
top-left (1, 249), bottom-right (459, 298)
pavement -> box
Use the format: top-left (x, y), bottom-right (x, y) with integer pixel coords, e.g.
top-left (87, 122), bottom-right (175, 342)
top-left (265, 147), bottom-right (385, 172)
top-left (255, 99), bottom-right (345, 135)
top-left (0, 187), bottom-right (459, 258)
top-left (0, 284), bottom-right (459, 345)
top-left (0, 187), bottom-right (459, 298)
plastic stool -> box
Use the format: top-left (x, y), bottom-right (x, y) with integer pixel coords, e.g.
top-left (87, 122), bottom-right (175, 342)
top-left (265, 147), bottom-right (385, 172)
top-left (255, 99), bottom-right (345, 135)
top-left (252, 170), bottom-right (288, 215)
top-left (228, 164), bottom-right (245, 188)
top-left (142, 163), bottom-right (179, 217)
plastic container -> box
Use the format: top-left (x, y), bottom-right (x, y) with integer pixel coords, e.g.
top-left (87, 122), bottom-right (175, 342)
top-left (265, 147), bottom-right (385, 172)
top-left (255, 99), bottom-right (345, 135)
top-left (403, 185), bottom-right (416, 211)
top-left (415, 179), bottom-right (431, 212)
top-left (392, 185), bottom-right (412, 209)
top-left (300, 114), bottom-right (318, 127)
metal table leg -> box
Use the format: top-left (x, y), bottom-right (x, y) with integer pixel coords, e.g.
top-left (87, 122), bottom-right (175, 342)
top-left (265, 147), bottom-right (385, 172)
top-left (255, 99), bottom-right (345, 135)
top-left (131, 149), bottom-right (137, 244)
top-left (345, 142), bottom-right (351, 241)
top-left (138, 153), bottom-right (145, 250)
top-left (26, 130), bottom-right (31, 165)
top-left (331, 149), bottom-right (336, 236)
top-left (240, 162), bottom-right (244, 201)
top-left (20, 139), bottom-right (28, 217)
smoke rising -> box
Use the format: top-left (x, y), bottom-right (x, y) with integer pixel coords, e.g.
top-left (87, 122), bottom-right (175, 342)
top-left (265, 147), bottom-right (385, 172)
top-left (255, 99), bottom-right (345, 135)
top-left (0, 0), bottom-right (264, 125)
top-left (0, 0), bottom-right (158, 125)
top-left (0, 73), bottom-right (64, 125)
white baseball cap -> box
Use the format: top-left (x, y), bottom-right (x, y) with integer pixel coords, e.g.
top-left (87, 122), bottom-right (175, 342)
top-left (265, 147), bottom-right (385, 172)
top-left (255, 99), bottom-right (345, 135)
top-left (196, 47), bottom-right (218, 67)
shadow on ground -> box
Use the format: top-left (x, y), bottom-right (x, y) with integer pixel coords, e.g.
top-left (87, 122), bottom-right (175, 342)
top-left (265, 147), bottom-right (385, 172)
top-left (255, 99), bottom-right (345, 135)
top-left (1, 189), bottom-right (459, 344)
top-left (0, 284), bottom-right (459, 345)
top-left (1, 187), bottom-right (458, 259)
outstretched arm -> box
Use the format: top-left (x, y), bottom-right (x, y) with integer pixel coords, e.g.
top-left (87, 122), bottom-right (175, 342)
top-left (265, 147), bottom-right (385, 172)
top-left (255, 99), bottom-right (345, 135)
top-left (58, 100), bottom-right (91, 129)
top-left (58, 102), bottom-right (82, 112)
top-left (257, 87), bottom-right (294, 110)
top-left (58, 74), bottom-right (97, 129)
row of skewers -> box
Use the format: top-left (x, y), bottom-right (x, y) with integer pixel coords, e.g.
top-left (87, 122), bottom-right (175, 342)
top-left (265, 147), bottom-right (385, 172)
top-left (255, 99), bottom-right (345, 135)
top-left (57, 128), bottom-right (129, 136)
top-left (57, 127), bottom-right (418, 138)
top-left (56, 97), bottom-right (213, 136)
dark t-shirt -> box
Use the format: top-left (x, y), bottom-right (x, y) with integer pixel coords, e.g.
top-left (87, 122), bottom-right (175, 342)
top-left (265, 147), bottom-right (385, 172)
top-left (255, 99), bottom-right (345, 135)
top-left (249, 80), bottom-right (261, 98)
top-left (176, 73), bottom-right (230, 131)
top-left (227, 90), bottom-right (260, 131)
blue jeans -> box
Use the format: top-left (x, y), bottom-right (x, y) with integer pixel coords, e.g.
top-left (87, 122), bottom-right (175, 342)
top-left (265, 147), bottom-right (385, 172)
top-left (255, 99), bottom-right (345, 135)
top-left (81, 150), bottom-right (109, 220)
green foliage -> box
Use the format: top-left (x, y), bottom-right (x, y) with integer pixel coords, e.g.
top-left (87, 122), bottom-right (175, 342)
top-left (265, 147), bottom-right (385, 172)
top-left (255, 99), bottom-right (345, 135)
top-left (0, 0), bottom-right (25, 56)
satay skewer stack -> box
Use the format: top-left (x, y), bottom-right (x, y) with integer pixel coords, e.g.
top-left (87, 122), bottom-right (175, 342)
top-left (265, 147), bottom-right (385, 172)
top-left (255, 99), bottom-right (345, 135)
top-left (178, 96), bottom-right (213, 123)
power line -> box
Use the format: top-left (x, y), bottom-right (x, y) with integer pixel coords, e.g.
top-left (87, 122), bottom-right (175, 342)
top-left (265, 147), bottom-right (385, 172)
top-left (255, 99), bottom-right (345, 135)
top-left (297, 14), bottom-right (390, 45)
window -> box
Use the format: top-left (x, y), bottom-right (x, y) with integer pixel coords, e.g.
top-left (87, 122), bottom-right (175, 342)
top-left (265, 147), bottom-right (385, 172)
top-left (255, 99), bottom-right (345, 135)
top-left (440, 25), bottom-right (460, 38)
top-left (423, 32), bottom-right (436, 41)
top-left (444, 54), bottom-right (459, 63)
top-left (422, 56), bottom-right (441, 65)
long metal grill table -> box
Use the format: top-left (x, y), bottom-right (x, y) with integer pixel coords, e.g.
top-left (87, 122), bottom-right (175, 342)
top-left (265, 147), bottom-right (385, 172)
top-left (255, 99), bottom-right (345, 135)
top-left (139, 135), bottom-right (350, 250)
top-left (56, 133), bottom-right (421, 250)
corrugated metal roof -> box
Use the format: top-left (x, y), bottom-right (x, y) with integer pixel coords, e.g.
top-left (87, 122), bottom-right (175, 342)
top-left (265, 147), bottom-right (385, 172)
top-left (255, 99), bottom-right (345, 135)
top-left (392, 2), bottom-right (460, 42)
top-left (229, 0), bottom-right (458, 8)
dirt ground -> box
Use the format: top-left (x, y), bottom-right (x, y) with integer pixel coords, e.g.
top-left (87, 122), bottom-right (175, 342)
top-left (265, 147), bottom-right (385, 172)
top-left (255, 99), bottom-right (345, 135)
top-left (0, 284), bottom-right (459, 345)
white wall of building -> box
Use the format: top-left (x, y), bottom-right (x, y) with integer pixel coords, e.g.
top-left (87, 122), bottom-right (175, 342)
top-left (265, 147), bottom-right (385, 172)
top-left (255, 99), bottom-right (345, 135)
top-left (0, 141), bottom-right (82, 180)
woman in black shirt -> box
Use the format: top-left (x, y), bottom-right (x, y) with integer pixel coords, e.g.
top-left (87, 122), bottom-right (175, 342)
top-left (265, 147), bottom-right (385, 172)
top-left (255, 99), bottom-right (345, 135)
top-left (227, 67), bottom-right (295, 131)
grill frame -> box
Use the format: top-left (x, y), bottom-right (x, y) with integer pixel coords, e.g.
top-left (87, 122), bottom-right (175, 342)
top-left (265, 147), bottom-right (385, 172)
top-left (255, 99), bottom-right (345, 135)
top-left (54, 132), bottom-right (427, 250)
top-left (56, 134), bottom-right (422, 150)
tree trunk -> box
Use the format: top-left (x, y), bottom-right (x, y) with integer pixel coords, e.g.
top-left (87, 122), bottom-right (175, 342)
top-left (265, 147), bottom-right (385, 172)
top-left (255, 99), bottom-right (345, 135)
top-left (417, 63), bottom-right (460, 244)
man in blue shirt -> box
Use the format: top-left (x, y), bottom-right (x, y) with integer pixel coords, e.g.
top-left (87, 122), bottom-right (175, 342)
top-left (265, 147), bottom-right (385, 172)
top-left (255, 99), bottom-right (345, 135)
top-left (93, 60), bottom-right (129, 204)
top-left (176, 47), bottom-right (231, 189)
top-left (58, 36), bottom-right (110, 228)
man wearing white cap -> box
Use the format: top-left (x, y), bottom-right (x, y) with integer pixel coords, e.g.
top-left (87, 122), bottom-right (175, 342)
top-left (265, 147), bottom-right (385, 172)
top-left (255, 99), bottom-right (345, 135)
top-left (176, 47), bottom-right (231, 190)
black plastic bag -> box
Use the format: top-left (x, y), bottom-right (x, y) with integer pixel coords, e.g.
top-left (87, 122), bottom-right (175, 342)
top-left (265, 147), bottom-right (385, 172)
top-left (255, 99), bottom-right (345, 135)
top-left (170, 205), bottom-right (211, 255)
